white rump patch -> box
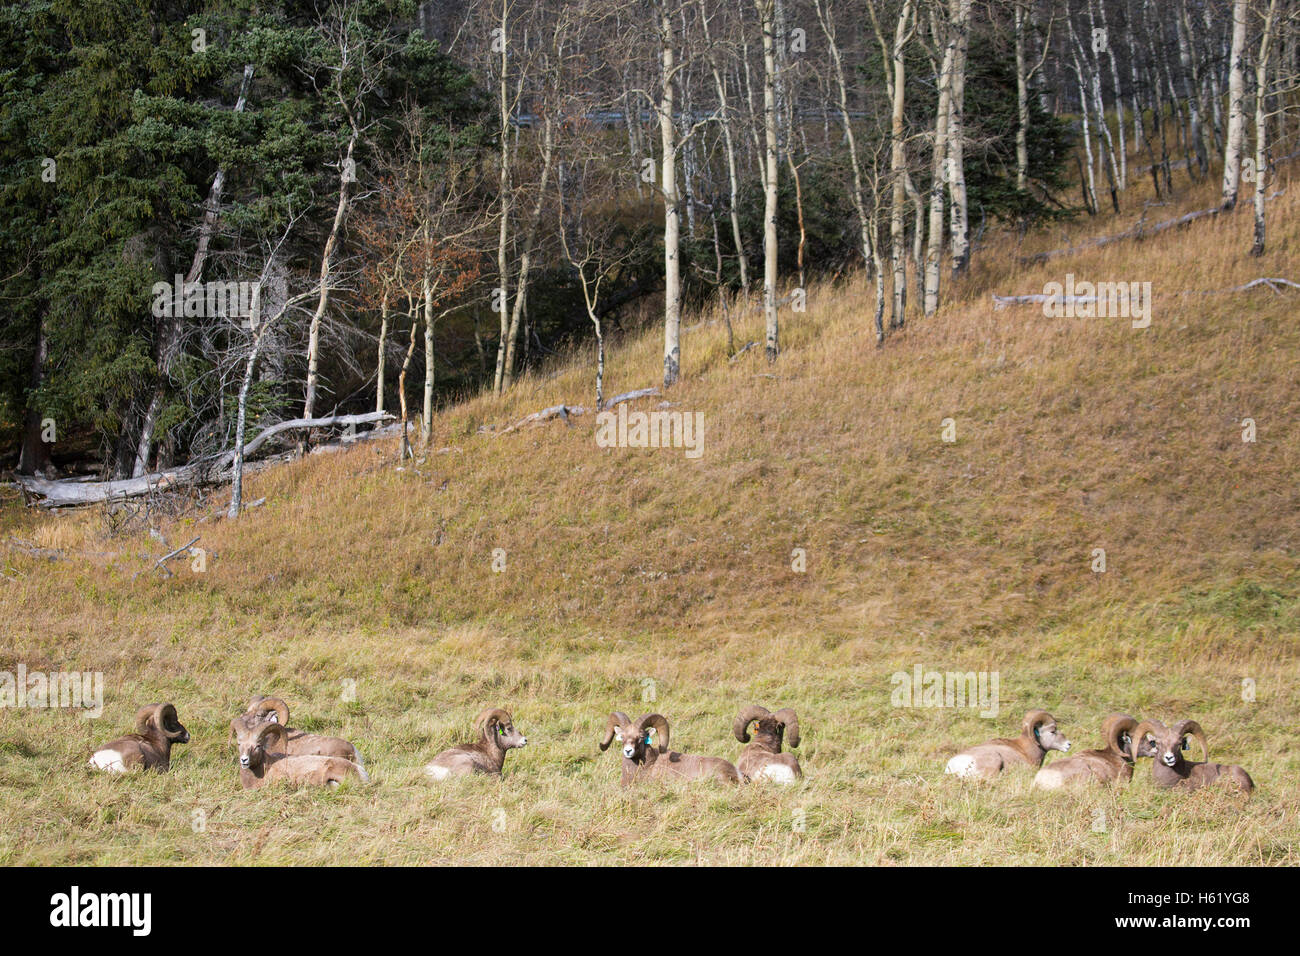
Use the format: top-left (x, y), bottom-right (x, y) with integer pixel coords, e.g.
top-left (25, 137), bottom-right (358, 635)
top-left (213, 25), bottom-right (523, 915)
top-left (352, 748), bottom-right (365, 770)
top-left (89, 750), bottom-right (127, 773)
top-left (424, 764), bottom-right (450, 781)
top-left (1033, 768), bottom-right (1064, 790)
top-left (355, 764), bottom-right (370, 783)
top-left (759, 764), bottom-right (798, 784)
top-left (945, 754), bottom-right (977, 777)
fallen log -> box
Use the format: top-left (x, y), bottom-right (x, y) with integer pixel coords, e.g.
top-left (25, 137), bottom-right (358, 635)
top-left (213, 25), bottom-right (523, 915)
top-left (602, 387), bottom-right (659, 409)
top-left (487, 386), bottom-right (660, 436)
top-left (993, 293), bottom-right (1102, 310)
top-left (496, 403), bottom-right (589, 436)
top-left (729, 341), bottom-right (760, 361)
top-left (1020, 189), bottom-right (1288, 266)
top-left (2, 537), bottom-right (64, 560)
top-left (1018, 206), bottom-right (1224, 265)
top-left (233, 411), bottom-right (393, 461)
top-left (15, 468), bottom-right (196, 509)
top-left (993, 277), bottom-right (1299, 310)
top-left (14, 411), bottom-right (393, 507)
top-left (1188, 277), bottom-right (1300, 295)
top-left (132, 535), bottom-right (200, 581)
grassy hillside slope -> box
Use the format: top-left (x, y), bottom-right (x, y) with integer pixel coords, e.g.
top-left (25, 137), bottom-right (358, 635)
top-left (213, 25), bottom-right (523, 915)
top-left (1, 170), bottom-right (1298, 865)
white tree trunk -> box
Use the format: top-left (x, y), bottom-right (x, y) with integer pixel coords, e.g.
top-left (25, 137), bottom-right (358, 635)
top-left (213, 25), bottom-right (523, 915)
top-left (947, 0), bottom-right (971, 278)
top-left (502, 115), bottom-right (555, 389)
top-left (1091, 0), bottom-right (1127, 188)
top-left (757, 0), bottom-right (781, 361)
top-left (302, 129), bottom-right (357, 422)
top-left (887, 0), bottom-right (914, 329)
top-left (1222, 0), bottom-right (1249, 209)
top-left (375, 289), bottom-right (389, 414)
top-left (1015, 2), bottom-right (1030, 191)
top-left (1071, 40), bottom-right (1100, 214)
top-left (659, 3), bottom-right (682, 387)
top-left (1252, 0), bottom-right (1279, 256)
top-left (815, 0), bottom-right (874, 290)
top-left (492, 0), bottom-right (512, 395)
top-left (925, 13), bottom-right (957, 316)
top-left (698, 1), bottom-right (751, 300)
top-left (421, 267), bottom-right (434, 449)
top-left (1175, 0), bottom-right (1208, 176)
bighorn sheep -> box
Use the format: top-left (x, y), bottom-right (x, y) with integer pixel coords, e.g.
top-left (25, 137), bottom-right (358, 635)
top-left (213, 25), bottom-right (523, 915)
top-left (599, 712), bottom-right (740, 786)
top-left (236, 722), bottom-right (368, 789)
top-left (89, 703), bottom-right (191, 772)
top-left (733, 705), bottom-right (802, 783)
top-left (1033, 713), bottom-right (1138, 789)
top-left (1132, 719), bottom-right (1255, 795)
top-left (424, 707), bottom-right (527, 780)
top-left (232, 696), bottom-right (363, 768)
top-left (944, 709), bottom-right (1071, 779)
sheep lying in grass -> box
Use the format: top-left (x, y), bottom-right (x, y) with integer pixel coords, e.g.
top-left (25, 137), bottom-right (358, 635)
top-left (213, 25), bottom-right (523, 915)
top-left (233, 696), bottom-right (362, 767)
top-left (945, 709), bottom-right (1071, 779)
top-left (1033, 713), bottom-right (1138, 789)
top-left (733, 705), bottom-right (802, 783)
top-left (1133, 719), bottom-right (1255, 795)
top-left (235, 722), bottom-right (368, 790)
top-left (89, 703), bottom-right (190, 773)
top-left (600, 711), bottom-right (739, 786)
top-left (425, 707), bottom-right (528, 780)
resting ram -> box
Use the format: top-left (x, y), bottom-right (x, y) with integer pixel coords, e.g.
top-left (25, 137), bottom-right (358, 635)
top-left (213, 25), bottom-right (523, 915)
top-left (945, 709), bottom-right (1071, 779)
top-left (425, 707), bottom-right (527, 780)
top-left (600, 711), bottom-right (739, 786)
top-left (233, 696), bottom-right (363, 767)
top-left (235, 722), bottom-right (368, 790)
top-left (90, 702), bottom-right (190, 773)
top-left (733, 705), bottom-right (802, 783)
top-left (1132, 718), bottom-right (1254, 795)
top-left (1033, 713), bottom-right (1137, 789)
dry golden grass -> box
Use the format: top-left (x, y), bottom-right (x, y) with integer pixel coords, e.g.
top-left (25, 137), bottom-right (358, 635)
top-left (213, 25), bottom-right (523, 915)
top-left (1, 162), bottom-right (1298, 865)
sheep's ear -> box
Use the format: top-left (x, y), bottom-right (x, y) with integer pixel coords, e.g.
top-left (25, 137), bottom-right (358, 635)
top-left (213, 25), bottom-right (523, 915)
top-left (1181, 735), bottom-right (1191, 751)
top-left (613, 726), bottom-right (624, 741)
top-left (645, 727), bottom-right (656, 740)
top-left (266, 713), bottom-right (279, 724)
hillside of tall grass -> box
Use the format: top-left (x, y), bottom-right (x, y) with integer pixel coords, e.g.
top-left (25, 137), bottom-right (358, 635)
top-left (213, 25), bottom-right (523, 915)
top-left (1, 163), bottom-right (1298, 865)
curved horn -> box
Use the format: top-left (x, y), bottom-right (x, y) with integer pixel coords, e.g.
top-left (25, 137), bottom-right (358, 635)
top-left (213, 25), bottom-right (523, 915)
top-left (134, 704), bottom-right (162, 734)
top-left (733, 705), bottom-right (771, 743)
top-left (1171, 719), bottom-right (1209, 764)
top-left (636, 714), bottom-right (670, 754)
top-left (1099, 713), bottom-right (1138, 758)
top-left (156, 703), bottom-right (186, 739)
top-left (1132, 719), bottom-right (1166, 758)
top-left (474, 707), bottom-right (511, 738)
top-left (599, 712), bottom-right (632, 751)
top-left (773, 708), bottom-right (800, 748)
top-left (1022, 709), bottom-right (1053, 739)
top-left (249, 697), bottom-right (290, 727)
top-left (255, 721), bottom-right (288, 749)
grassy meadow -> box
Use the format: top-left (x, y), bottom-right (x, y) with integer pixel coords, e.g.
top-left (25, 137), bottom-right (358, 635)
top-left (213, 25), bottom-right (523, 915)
top-left (1, 164), bottom-right (1298, 865)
